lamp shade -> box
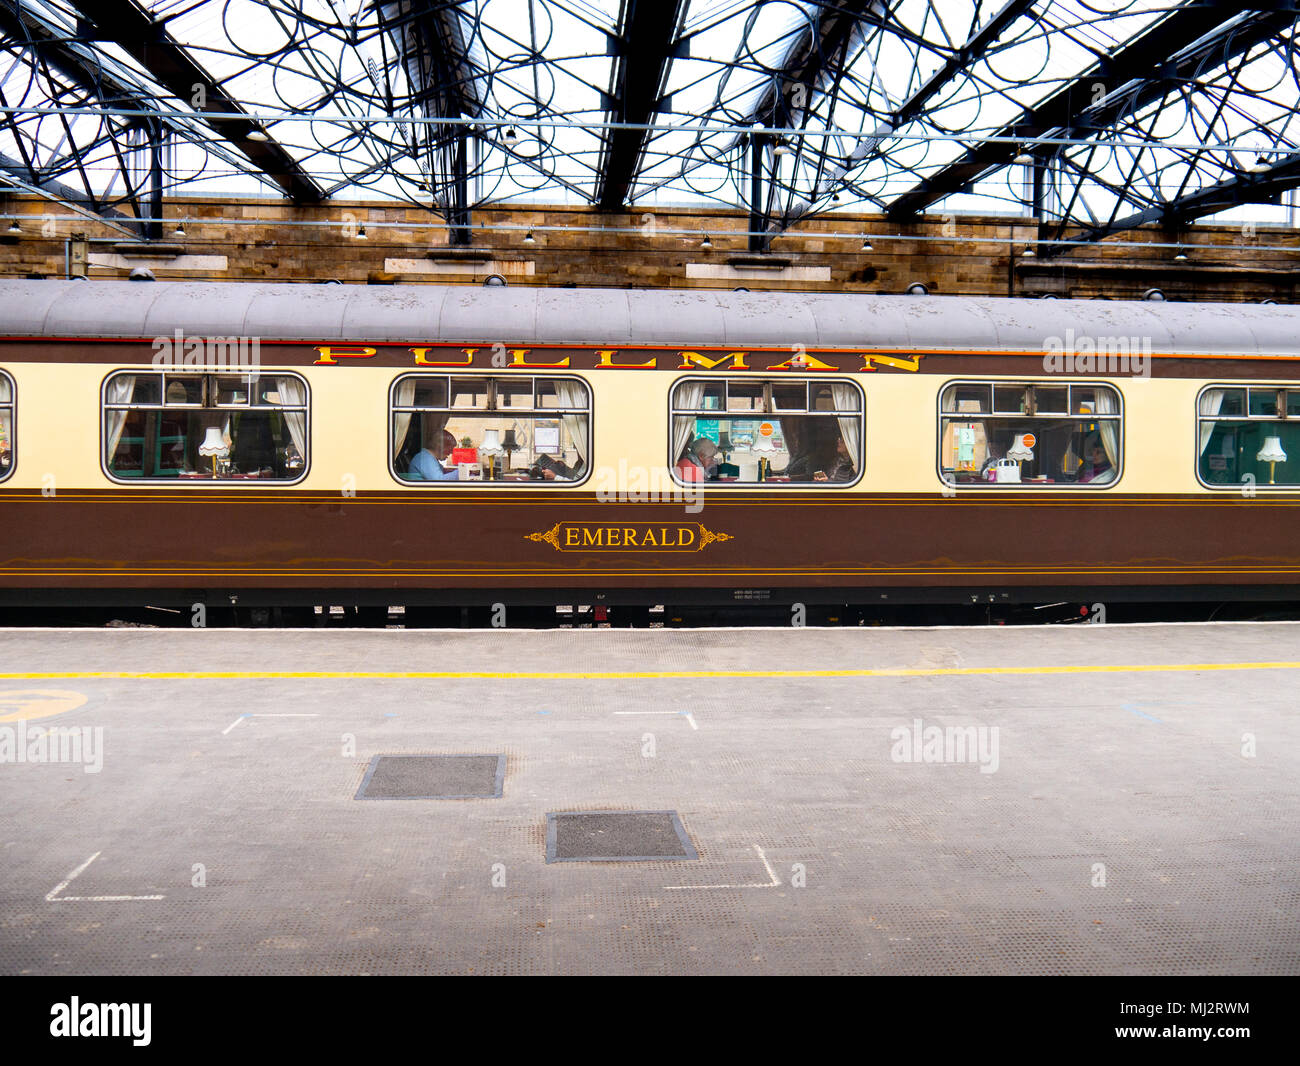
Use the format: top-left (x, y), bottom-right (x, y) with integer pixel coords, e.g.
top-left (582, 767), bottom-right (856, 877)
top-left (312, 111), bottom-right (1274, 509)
top-left (198, 426), bottom-right (229, 457)
top-left (1005, 433), bottom-right (1035, 462)
top-left (750, 430), bottom-right (779, 454)
top-left (1256, 436), bottom-right (1287, 464)
top-left (718, 431), bottom-right (733, 451)
top-left (479, 428), bottom-right (503, 455)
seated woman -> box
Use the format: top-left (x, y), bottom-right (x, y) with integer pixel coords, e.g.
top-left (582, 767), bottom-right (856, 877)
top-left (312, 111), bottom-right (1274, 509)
top-left (675, 438), bottom-right (719, 481)
top-left (1076, 436), bottom-right (1115, 484)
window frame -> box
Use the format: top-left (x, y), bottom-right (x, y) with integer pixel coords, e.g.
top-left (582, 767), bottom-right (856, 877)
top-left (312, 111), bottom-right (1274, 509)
top-left (0, 368), bottom-right (14, 484)
top-left (1195, 382), bottom-right (1299, 492)
top-left (99, 369), bottom-right (311, 486)
top-left (936, 378), bottom-right (1125, 490)
top-left (667, 375), bottom-right (865, 489)
top-left (388, 372), bottom-right (593, 488)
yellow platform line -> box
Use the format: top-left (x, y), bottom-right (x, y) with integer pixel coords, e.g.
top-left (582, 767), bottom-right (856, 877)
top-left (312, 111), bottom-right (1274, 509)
top-left (0, 661), bottom-right (1298, 681)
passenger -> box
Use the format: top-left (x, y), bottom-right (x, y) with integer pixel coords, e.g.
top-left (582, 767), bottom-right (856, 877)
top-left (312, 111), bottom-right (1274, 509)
top-left (407, 429), bottom-right (461, 481)
top-left (530, 454), bottom-right (577, 480)
top-left (675, 438), bottom-right (719, 481)
top-left (1077, 437), bottom-right (1114, 484)
top-left (813, 438), bottom-right (856, 482)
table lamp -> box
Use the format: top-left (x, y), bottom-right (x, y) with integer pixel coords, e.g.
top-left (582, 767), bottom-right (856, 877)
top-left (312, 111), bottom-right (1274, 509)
top-left (750, 430), bottom-right (779, 480)
top-left (199, 425), bottom-right (229, 477)
top-left (1256, 436), bottom-right (1287, 484)
top-left (479, 428), bottom-right (504, 480)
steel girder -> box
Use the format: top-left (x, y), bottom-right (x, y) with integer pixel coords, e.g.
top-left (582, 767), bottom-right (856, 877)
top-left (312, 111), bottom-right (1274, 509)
top-left (595, 0), bottom-right (688, 210)
top-left (68, 0), bottom-right (322, 202)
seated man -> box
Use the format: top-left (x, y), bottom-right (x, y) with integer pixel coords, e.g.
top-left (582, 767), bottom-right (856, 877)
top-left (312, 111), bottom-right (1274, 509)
top-left (675, 438), bottom-right (719, 482)
top-left (407, 429), bottom-right (461, 481)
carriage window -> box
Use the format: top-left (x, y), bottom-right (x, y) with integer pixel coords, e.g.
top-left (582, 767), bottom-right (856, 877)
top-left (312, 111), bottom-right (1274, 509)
top-left (103, 371), bottom-right (308, 481)
top-left (940, 381), bottom-right (1122, 487)
top-left (1198, 385), bottom-right (1298, 488)
top-left (391, 374), bottom-right (590, 483)
top-left (0, 371), bottom-right (13, 480)
top-left (670, 378), bottom-right (863, 485)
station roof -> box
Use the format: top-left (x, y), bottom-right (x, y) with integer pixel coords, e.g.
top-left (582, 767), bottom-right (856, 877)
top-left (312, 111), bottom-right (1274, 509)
top-left (1, 1), bottom-right (1297, 250)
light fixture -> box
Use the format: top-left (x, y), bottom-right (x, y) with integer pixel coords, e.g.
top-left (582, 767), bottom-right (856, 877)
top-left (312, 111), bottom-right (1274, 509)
top-left (906, 282), bottom-right (929, 295)
top-left (772, 137), bottom-right (792, 158)
top-left (1022, 244), bottom-right (1035, 257)
top-left (246, 127), bottom-right (269, 142)
top-left (1256, 436), bottom-right (1288, 484)
top-left (1143, 288), bottom-right (1166, 301)
top-left (1173, 248), bottom-right (1188, 261)
top-left (1012, 145), bottom-right (1034, 166)
top-left (503, 125), bottom-right (518, 143)
top-left (1250, 154), bottom-right (1271, 174)
top-left (523, 228), bottom-right (536, 245)
top-left (831, 191), bottom-right (841, 203)
top-left (700, 233), bottom-right (713, 250)
top-left (198, 424), bottom-right (229, 477)
top-left (483, 273), bottom-right (508, 286)
top-left (861, 238), bottom-right (873, 252)
top-left (6, 220), bottom-right (18, 234)
top-left (1006, 434), bottom-right (1035, 462)
top-left (479, 428), bottom-right (504, 480)
top-left (355, 224), bottom-right (367, 239)
top-left (173, 221), bottom-right (186, 238)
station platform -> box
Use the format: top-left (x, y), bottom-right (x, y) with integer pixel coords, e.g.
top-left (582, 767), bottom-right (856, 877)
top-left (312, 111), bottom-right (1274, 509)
top-left (0, 622), bottom-right (1296, 975)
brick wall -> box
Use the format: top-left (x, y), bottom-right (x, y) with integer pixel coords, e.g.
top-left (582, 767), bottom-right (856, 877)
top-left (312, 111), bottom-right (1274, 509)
top-left (0, 193), bottom-right (1295, 302)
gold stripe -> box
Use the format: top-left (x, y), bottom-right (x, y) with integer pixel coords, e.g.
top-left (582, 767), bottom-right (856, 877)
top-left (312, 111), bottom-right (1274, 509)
top-left (1, 661), bottom-right (1298, 681)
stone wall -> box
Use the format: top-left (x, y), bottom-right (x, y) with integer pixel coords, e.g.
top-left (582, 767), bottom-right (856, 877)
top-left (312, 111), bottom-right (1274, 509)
top-left (0, 193), bottom-right (1294, 302)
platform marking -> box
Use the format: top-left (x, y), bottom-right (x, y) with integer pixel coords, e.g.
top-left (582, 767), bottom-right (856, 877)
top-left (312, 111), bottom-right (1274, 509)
top-left (222, 712), bottom-right (319, 735)
top-left (45, 852), bottom-right (165, 903)
top-left (1122, 702), bottom-right (1164, 723)
top-left (664, 844), bottom-right (781, 891)
top-left (4, 661), bottom-right (1300, 681)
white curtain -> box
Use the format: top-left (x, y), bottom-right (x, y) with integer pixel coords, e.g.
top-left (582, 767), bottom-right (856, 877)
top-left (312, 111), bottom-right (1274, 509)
top-left (1198, 388), bottom-right (1225, 456)
top-left (672, 381), bottom-right (706, 466)
top-left (0, 376), bottom-right (9, 402)
top-left (392, 378), bottom-right (416, 460)
top-left (272, 376), bottom-right (307, 459)
top-left (1091, 387), bottom-right (1120, 476)
top-left (105, 374), bottom-right (136, 464)
top-left (553, 381), bottom-right (589, 465)
top-left (830, 384), bottom-right (861, 470)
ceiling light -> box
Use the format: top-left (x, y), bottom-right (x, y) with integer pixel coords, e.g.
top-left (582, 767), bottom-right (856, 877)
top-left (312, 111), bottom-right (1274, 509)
top-left (246, 127), bottom-right (269, 142)
top-left (355, 224), bottom-right (367, 239)
top-left (173, 222), bottom-right (186, 238)
top-left (700, 234), bottom-right (713, 250)
top-left (906, 282), bottom-right (929, 295)
top-left (1173, 249), bottom-right (1188, 261)
top-left (504, 126), bottom-right (518, 143)
top-left (1022, 244), bottom-right (1035, 257)
top-left (772, 138), bottom-right (792, 158)
top-left (1250, 154), bottom-right (1270, 173)
top-left (1143, 288), bottom-right (1166, 301)
top-left (861, 238), bottom-right (873, 251)
top-left (1012, 146), bottom-right (1034, 166)
top-left (523, 229), bottom-right (536, 245)
top-left (6, 220), bottom-right (19, 234)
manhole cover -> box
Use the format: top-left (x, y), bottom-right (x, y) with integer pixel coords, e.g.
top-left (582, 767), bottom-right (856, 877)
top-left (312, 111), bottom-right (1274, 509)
top-left (355, 754), bottom-right (505, 800)
top-left (546, 811), bottom-right (699, 862)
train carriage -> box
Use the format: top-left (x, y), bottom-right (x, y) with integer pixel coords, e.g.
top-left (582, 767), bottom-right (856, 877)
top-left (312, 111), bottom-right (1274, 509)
top-left (0, 279), bottom-right (1298, 625)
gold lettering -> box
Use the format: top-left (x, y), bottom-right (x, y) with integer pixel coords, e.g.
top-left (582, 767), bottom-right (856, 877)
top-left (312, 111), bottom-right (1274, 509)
top-left (765, 352), bottom-right (836, 371)
top-left (583, 528), bottom-right (602, 547)
top-left (565, 527), bottom-right (581, 547)
top-left (606, 529), bottom-right (622, 546)
top-left (314, 346), bottom-right (376, 366)
top-left (678, 528), bottom-right (696, 547)
top-left (510, 349), bottom-right (570, 368)
top-left (860, 353), bottom-right (923, 373)
top-left (676, 351), bottom-right (750, 371)
top-left (414, 346), bottom-right (475, 367)
top-left (595, 349), bottom-right (656, 369)
top-left (623, 527), bottom-right (638, 547)
top-left (641, 528), bottom-right (659, 546)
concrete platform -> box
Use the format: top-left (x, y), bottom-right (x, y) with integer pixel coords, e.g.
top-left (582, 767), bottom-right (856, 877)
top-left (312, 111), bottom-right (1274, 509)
top-left (0, 622), bottom-right (1297, 975)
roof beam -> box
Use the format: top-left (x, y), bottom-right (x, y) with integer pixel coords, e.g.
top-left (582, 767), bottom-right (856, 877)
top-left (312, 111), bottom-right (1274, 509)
top-left (886, 3), bottom-right (1295, 221)
top-left (67, 0), bottom-right (323, 202)
top-left (596, 0), bottom-right (688, 210)
top-left (1054, 152), bottom-right (1300, 247)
